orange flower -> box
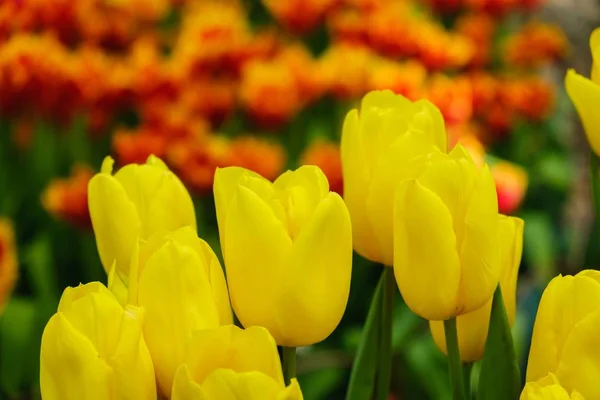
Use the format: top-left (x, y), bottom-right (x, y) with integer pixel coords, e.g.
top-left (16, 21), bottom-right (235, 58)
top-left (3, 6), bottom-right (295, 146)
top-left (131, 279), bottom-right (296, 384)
top-left (41, 165), bottom-right (94, 229)
top-left (492, 161), bottom-right (528, 215)
top-left (367, 59), bottom-right (427, 100)
top-left (168, 134), bottom-right (233, 193)
top-left (239, 59), bottom-right (301, 128)
top-left (277, 44), bottom-right (325, 104)
top-left (456, 13), bottom-right (496, 67)
top-left (262, 0), bottom-right (338, 34)
top-left (366, 3), bottom-right (419, 58)
top-left (229, 136), bottom-right (286, 181)
top-left (469, 72), bottom-right (498, 115)
top-left (417, 25), bottom-right (474, 71)
top-left (113, 128), bottom-right (169, 166)
top-left (426, 74), bottom-right (473, 126)
top-left (300, 139), bottom-right (343, 195)
top-left (174, 0), bottom-right (250, 75)
top-left (327, 8), bottom-right (369, 45)
top-left (502, 77), bottom-right (555, 121)
top-left (0, 218), bottom-right (17, 315)
top-left (319, 42), bottom-right (375, 99)
top-left (504, 22), bottom-right (567, 68)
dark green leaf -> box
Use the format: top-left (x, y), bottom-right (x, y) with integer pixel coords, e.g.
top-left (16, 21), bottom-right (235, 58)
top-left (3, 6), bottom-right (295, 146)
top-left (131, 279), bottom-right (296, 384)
top-left (477, 286), bottom-right (521, 400)
top-left (345, 274), bottom-right (384, 400)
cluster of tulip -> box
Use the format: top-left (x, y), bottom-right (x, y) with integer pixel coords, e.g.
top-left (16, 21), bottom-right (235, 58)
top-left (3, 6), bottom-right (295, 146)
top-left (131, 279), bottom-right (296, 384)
top-left (36, 85), bottom-right (597, 399)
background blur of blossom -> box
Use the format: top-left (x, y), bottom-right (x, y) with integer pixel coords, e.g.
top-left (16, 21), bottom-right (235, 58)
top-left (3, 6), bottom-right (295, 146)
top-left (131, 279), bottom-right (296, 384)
top-left (0, 0), bottom-right (594, 398)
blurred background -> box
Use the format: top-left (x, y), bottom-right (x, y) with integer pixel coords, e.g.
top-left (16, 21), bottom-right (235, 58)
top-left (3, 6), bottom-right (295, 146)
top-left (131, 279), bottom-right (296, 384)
top-left (0, 0), bottom-right (596, 398)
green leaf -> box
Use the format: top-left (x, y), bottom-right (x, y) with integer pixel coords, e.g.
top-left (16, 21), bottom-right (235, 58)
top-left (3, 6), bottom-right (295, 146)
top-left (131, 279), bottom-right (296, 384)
top-left (477, 286), bottom-right (521, 400)
top-left (0, 298), bottom-right (39, 396)
top-left (522, 212), bottom-right (557, 285)
top-left (24, 235), bottom-right (60, 305)
top-left (345, 274), bottom-right (384, 400)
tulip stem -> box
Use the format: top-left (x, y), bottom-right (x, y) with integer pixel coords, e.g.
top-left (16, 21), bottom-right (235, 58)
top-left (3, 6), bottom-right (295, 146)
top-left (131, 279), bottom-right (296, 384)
top-left (282, 346), bottom-right (296, 385)
top-left (463, 363), bottom-right (472, 400)
top-left (444, 318), bottom-right (466, 400)
top-left (590, 151), bottom-right (600, 248)
top-left (375, 266), bottom-right (395, 400)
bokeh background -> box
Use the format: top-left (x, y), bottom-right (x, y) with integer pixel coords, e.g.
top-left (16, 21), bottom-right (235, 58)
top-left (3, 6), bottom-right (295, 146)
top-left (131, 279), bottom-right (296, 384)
top-left (0, 0), bottom-right (597, 398)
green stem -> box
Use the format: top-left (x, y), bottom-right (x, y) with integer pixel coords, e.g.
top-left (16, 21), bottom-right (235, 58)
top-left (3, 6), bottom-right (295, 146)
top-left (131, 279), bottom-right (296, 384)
top-left (463, 363), bottom-right (472, 400)
top-left (444, 318), bottom-right (466, 400)
top-left (375, 267), bottom-right (395, 400)
top-left (282, 346), bottom-right (297, 385)
top-left (590, 151), bottom-right (600, 246)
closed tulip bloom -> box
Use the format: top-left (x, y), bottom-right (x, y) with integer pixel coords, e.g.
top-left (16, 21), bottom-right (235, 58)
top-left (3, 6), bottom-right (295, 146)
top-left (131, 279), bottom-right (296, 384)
top-left (565, 29), bottom-right (600, 156)
top-left (341, 90), bottom-right (447, 266)
top-left (171, 325), bottom-right (302, 400)
top-left (429, 215), bottom-right (523, 361)
top-left (88, 155), bottom-right (196, 278)
top-left (126, 227), bottom-right (232, 396)
top-left (214, 165), bottom-right (352, 347)
top-left (40, 282), bottom-right (155, 400)
top-left (394, 145), bottom-right (500, 321)
top-left (521, 373), bottom-right (584, 400)
top-left (526, 270), bottom-right (600, 399)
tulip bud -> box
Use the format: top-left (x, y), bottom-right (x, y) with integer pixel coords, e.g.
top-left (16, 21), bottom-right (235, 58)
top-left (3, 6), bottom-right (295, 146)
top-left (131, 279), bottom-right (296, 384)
top-left (429, 215), bottom-right (523, 361)
top-left (520, 373), bottom-right (584, 400)
top-left (88, 155), bottom-right (196, 278)
top-left (126, 227), bottom-right (232, 396)
top-left (394, 145), bottom-right (500, 321)
top-left (171, 325), bottom-right (303, 400)
top-left (341, 90), bottom-right (447, 265)
top-left (40, 282), bottom-right (156, 400)
top-left (214, 165), bottom-right (352, 347)
top-left (526, 270), bottom-right (600, 399)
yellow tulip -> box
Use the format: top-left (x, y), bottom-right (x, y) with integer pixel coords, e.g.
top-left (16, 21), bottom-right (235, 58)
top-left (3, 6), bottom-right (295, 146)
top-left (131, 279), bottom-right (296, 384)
top-left (394, 145), bottom-right (500, 321)
top-left (88, 155), bottom-right (196, 278)
top-left (40, 282), bottom-right (155, 400)
top-left (565, 28), bottom-right (600, 156)
top-left (341, 90), bottom-right (447, 265)
top-left (429, 215), bottom-right (523, 361)
top-left (124, 227), bottom-right (232, 396)
top-left (214, 165), bottom-right (352, 347)
top-left (171, 325), bottom-right (303, 400)
top-left (525, 270), bottom-right (600, 399)
top-left (521, 373), bottom-right (584, 400)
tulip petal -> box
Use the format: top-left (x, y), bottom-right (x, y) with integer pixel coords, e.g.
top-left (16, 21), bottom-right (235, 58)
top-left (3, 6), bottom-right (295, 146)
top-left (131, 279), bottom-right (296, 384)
top-left (526, 274), bottom-right (600, 383)
top-left (214, 167), bottom-right (267, 254)
top-left (115, 164), bottom-right (196, 238)
top-left (565, 70), bottom-right (600, 155)
top-left (40, 313), bottom-right (112, 400)
top-left (171, 364), bottom-right (205, 400)
top-left (275, 193), bottom-right (352, 346)
top-left (457, 165), bottom-right (500, 314)
top-left (110, 306), bottom-right (156, 400)
top-left (223, 185), bottom-right (291, 341)
top-left (183, 325), bottom-right (284, 385)
top-left (555, 307), bottom-right (600, 399)
top-left (498, 216), bottom-right (524, 324)
top-left (107, 262), bottom-right (128, 307)
top-left (138, 240), bottom-right (221, 395)
top-left (393, 179), bottom-right (461, 320)
top-left (200, 370), bottom-right (286, 400)
top-left (520, 373), bottom-right (573, 400)
top-left (341, 109), bottom-right (379, 262)
top-left (413, 99), bottom-right (448, 152)
top-left (366, 132), bottom-right (439, 266)
top-left (591, 27), bottom-right (600, 84)
top-left (88, 174), bottom-right (141, 276)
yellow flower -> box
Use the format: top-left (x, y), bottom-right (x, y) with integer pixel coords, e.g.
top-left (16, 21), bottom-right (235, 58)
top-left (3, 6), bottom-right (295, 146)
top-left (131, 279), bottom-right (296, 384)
top-left (214, 165), bottom-right (352, 347)
top-left (393, 145), bottom-right (500, 321)
top-left (341, 90), bottom-right (447, 266)
top-left (171, 325), bottom-right (303, 399)
top-left (521, 373), bottom-right (584, 400)
top-left (121, 227), bottom-right (232, 396)
top-left (565, 28), bottom-right (600, 156)
top-left (40, 282), bottom-right (155, 400)
top-left (88, 155), bottom-right (196, 277)
top-left (429, 215), bottom-right (523, 361)
top-left (525, 270), bottom-right (600, 399)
